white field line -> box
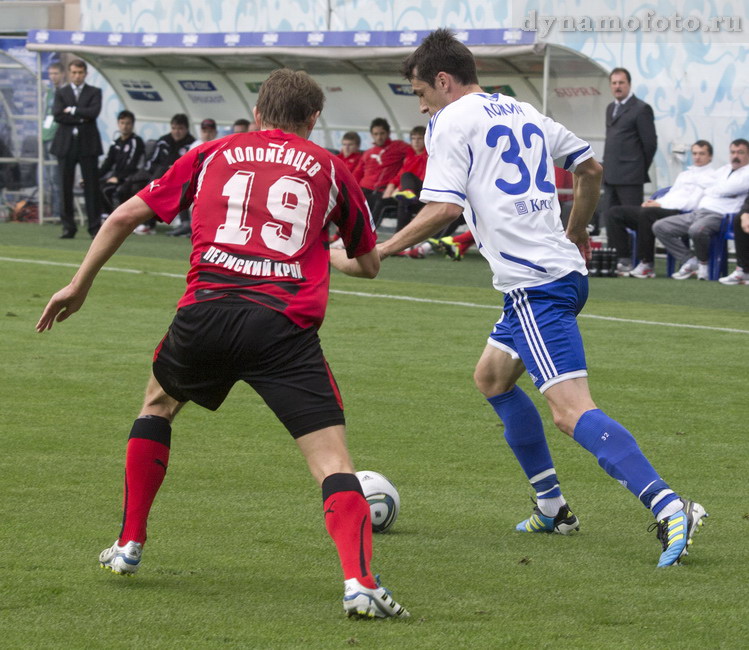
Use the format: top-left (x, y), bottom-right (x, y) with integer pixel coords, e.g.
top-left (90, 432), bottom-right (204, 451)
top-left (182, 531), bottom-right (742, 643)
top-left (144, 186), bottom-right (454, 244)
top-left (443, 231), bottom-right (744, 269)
top-left (2, 256), bottom-right (747, 335)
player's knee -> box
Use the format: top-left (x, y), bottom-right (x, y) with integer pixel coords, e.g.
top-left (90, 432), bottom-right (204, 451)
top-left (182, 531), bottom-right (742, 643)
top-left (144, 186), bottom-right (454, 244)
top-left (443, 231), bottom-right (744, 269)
top-left (474, 365), bottom-right (510, 397)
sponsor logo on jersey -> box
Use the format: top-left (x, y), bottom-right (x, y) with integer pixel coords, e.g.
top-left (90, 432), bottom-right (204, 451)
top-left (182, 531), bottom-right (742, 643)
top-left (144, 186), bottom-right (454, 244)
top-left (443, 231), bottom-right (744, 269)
top-left (515, 198), bottom-right (554, 215)
top-left (202, 246), bottom-right (306, 280)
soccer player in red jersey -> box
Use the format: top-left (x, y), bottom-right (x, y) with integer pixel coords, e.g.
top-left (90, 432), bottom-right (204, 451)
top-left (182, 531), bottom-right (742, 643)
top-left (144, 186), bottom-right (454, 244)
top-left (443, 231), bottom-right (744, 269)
top-left (336, 131), bottom-right (364, 182)
top-left (36, 68), bottom-right (409, 619)
top-left (359, 118), bottom-right (413, 213)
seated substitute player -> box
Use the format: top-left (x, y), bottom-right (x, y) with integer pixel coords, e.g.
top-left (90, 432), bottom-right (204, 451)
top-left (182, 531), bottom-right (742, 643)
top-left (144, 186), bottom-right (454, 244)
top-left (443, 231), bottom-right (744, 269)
top-left (377, 29), bottom-right (707, 567)
top-left (36, 68), bottom-right (409, 619)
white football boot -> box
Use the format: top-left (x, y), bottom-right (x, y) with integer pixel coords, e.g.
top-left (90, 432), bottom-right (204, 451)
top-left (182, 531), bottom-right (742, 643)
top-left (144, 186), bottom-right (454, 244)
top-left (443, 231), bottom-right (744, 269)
top-left (99, 540), bottom-right (143, 576)
top-left (343, 577), bottom-right (410, 619)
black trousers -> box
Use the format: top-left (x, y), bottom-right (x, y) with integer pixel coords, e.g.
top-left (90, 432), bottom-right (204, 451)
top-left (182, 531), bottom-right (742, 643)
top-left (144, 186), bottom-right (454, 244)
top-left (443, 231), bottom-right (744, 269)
top-left (58, 137), bottom-right (100, 235)
top-left (607, 205), bottom-right (681, 263)
top-left (733, 213), bottom-right (749, 270)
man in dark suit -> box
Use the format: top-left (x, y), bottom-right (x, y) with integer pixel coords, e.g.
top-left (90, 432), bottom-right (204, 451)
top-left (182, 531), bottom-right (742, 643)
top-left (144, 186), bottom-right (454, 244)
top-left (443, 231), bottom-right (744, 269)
top-left (602, 67), bottom-right (657, 240)
top-left (50, 59), bottom-right (103, 238)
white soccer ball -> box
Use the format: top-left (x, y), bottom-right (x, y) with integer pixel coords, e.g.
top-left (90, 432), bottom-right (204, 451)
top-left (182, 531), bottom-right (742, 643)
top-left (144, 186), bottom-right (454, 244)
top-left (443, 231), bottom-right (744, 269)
top-left (356, 470), bottom-right (400, 533)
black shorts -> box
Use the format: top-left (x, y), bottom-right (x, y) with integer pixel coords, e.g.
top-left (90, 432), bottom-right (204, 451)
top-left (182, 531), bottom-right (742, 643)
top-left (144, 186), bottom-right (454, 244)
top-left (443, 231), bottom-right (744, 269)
top-left (153, 298), bottom-right (345, 438)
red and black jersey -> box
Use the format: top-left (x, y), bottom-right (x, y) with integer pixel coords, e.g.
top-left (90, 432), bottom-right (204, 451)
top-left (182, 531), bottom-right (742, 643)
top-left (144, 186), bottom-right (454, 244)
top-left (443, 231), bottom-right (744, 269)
top-left (137, 129), bottom-right (376, 329)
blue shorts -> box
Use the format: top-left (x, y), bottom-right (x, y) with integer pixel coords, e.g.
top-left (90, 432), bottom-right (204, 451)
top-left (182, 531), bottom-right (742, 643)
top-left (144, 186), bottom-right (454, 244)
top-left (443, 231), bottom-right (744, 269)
top-left (488, 272), bottom-right (589, 393)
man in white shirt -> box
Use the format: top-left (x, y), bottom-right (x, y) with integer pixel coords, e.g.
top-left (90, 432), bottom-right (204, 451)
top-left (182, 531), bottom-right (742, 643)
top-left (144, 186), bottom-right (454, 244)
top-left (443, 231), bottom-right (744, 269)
top-left (607, 140), bottom-right (715, 278)
top-left (653, 139), bottom-right (749, 280)
top-left (377, 28), bottom-right (707, 568)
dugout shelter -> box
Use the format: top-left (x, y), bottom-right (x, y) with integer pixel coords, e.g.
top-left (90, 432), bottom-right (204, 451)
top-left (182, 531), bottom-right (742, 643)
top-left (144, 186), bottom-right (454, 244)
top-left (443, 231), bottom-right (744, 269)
top-left (25, 28), bottom-right (610, 220)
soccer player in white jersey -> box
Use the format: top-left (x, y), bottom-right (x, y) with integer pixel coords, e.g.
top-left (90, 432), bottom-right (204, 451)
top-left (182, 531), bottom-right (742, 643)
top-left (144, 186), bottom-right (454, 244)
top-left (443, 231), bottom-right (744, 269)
top-left (378, 29), bottom-right (707, 567)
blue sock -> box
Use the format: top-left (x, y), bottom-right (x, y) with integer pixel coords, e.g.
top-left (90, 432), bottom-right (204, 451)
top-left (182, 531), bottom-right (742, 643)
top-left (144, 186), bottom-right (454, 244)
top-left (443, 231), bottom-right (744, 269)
top-left (488, 387), bottom-right (563, 510)
top-left (573, 409), bottom-right (679, 517)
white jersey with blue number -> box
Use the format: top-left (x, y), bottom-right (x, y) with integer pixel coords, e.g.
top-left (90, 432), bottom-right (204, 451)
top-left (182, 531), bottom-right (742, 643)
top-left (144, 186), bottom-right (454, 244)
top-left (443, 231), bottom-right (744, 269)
top-left (420, 92), bottom-right (595, 292)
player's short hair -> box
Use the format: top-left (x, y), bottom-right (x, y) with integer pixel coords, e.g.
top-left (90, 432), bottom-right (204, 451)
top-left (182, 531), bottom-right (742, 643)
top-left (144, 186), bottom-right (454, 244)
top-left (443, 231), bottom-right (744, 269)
top-left (233, 118), bottom-right (250, 128)
top-left (410, 125), bottom-right (426, 137)
top-left (730, 138), bottom-right (749, 151)
top-left (401, 28), bottom-right (478, 87)
top-left (255, 68), bottom-right (324, 131)
top-left (369, 117), bottom-right (390, 133)
top-left (342, 131), bottom-right (361, 146)
top-left (609, 67), bottom-right (631, 83)
top-left (170, 113), bottom-right (189, 128)
top-left (47, 62), bottom-right (63, 73)
top-left (68, 58), bottom-right (87, 71)
top-left (692, 140), bottom-right (713, 156)
top-left (117, 110), bottom-right (135, 123)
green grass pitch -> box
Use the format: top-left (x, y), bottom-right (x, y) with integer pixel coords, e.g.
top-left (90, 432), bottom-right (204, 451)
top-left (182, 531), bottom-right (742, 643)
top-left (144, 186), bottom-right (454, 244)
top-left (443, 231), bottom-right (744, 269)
top-left (1, 222), bottom-right (748, 648)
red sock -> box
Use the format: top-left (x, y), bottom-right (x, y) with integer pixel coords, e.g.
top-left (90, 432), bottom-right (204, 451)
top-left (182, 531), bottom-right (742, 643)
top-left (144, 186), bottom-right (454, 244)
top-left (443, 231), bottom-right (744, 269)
top-left (119, 416), bottom-right (171, 545)
top-left (453, 230), bottom-right (475, 254)
top-left (322, 473), bottom-right (377, 589)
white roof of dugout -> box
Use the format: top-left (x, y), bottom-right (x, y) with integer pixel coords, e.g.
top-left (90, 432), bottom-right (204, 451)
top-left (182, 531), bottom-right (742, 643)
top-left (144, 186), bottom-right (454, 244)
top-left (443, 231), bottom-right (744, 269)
top-left (27, 29), bottom-right (609, 151)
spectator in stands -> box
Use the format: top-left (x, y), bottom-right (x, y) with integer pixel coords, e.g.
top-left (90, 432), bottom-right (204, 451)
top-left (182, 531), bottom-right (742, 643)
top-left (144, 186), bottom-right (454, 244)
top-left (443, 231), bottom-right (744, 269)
top-left (133, 113), bottom-right (195, 235)
top-left (51, 59), bottom-right (103, 239)
top-left (607, 140), bottom-right (715, 278)
top-left (232, 118), bottom-right (250, 133)
top-left (42, 61), bottom-right (64, 222)
top-left (190, 118), bottom-right (217, 149)
top-left (359, 118), bottom-right (412, 213)
top-left (600, 67), bottom-right (657, 235)
top-left (653, 139), bottom-right (749, 280)
top-left (718, 201), bottom-right (749, 285)
top-left (337, 131), bottom-right (364, 181)
top-left (99, 110), bottom-right (145, 214)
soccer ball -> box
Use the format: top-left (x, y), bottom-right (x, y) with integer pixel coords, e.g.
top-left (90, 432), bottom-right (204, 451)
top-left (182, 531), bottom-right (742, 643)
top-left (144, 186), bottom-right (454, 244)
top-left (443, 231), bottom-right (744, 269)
top-left (356, 470), bottom-right (400, 533)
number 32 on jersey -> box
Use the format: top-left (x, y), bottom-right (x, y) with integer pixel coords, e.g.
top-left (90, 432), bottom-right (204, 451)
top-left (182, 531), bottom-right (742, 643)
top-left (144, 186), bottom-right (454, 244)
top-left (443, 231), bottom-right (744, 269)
top-left (216, 170), bottom-right (313, 256)
top-left (486, 123), bottom-right (555, 196)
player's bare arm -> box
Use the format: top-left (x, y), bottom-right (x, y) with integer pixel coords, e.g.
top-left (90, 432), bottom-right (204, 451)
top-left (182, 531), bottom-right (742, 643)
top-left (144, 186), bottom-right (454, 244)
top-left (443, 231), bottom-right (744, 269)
top-left (329, 247), bottom-right (380, 278)
top-left (377, 200), bottom-right (463, 259)
top-left (565, 157), bottom-right (603, 262)
top-left (36, 195), bottom-right (155, 332)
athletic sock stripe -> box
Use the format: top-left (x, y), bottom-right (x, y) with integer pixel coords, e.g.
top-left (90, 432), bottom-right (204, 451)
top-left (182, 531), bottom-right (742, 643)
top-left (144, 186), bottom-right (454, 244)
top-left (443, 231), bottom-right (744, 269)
top-left (638, 480), bottom-right (658, 500)
top-left (510, 289), bottom-right (555, 381)
top-left (358, 516), bottom-right (368, 578)
top-left (536, 484), bottom-right (560, 497)
top-left (650, 489), bottom-right (675, 509)
top-left (518, 289), bottom-right (558, 377)
top-left (529, 468), bottom-right (557, 483)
